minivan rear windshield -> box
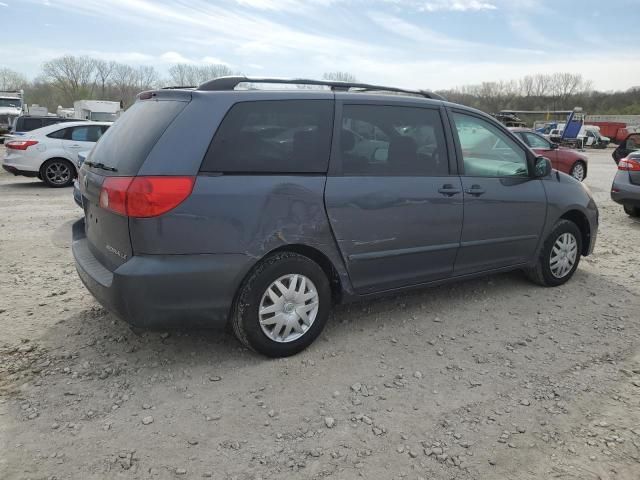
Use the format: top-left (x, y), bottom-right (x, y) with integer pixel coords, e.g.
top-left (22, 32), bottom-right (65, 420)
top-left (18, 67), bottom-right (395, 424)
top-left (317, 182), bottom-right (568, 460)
top-left (87, 99), bottom-right (187, 176)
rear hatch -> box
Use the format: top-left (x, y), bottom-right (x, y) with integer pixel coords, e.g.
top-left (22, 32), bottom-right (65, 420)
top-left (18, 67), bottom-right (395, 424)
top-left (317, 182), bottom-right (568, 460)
top-left (79, 94), bottom-right (190, 270)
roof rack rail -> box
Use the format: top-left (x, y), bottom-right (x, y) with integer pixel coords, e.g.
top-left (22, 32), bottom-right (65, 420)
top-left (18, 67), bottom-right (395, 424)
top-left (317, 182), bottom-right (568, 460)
top-left (196, 76), bottom-right (445, 101)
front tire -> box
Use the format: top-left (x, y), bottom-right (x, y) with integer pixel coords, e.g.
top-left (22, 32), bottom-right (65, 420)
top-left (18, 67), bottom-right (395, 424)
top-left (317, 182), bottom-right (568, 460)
top-left (623, 204), bottom-right (640, 217)
top-left (570, 161), bottom-right (586, 181)
top-left (231, 252), bottom-right (331, 357)
top-left (525, 220), bottom-right (582, 287)
top-left (41, 159), bottom-right (75, 188)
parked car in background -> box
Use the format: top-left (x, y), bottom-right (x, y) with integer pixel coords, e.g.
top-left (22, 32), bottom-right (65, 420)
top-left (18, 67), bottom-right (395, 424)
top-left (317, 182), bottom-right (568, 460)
top-left (72, 76), bottom-right (598, 358)
top-left (73, 150), bottom-right (90, 207)
top-left (611, 151), bottom-right (640, 217)
top-left (2, 121), bottom-right (110, 187)
top-left (510, 128), bottom-right (589, 181)
top-left (612, 133), bottom-right (640, 164)
top-left (581, 126), bottom-right (610, 149)
top-left (10, 115), bottom-right (86, 137)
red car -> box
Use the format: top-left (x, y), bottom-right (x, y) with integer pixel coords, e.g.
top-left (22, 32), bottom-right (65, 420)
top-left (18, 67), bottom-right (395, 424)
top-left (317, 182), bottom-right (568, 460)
top-left (510, 128), bottom-right (588, 181)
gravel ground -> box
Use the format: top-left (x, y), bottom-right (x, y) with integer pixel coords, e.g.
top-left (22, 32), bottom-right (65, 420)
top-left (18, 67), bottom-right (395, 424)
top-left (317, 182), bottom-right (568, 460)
top-left (1, 145), bottom-right (639, 480)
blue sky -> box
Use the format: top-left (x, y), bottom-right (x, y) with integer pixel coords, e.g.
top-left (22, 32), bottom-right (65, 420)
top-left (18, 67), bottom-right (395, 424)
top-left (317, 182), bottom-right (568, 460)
top-left (1, 0), bottom-right (638, 91)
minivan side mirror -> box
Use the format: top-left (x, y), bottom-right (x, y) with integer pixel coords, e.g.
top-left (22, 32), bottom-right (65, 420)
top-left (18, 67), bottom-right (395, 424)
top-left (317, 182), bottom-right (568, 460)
top-left (534, 156), bottom-right (552, 177)
top-left (550, 142), bottom-right (559, 150)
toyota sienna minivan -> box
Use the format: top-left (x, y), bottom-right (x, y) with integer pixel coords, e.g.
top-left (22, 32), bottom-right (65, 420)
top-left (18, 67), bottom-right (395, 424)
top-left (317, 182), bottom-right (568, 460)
top-left (73, 76), bottom-right (598, 357)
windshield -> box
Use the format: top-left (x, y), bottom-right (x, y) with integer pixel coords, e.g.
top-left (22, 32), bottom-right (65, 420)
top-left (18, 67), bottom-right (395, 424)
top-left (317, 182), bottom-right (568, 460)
top-left (0, 98), bottom-right (21, 108)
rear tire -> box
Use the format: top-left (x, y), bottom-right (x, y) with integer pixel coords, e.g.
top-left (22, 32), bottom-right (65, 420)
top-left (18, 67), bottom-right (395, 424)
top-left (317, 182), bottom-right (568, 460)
top-left (623, 204), bottom-right (640, 217)
top-left (231, 252), bottom-right (331, 358)
top-left (41, 158), bottom-right (75, 188)
top-left (525, 220), bottom-right (582, 287)
top-left (570, 161), bottom-right (586, 182)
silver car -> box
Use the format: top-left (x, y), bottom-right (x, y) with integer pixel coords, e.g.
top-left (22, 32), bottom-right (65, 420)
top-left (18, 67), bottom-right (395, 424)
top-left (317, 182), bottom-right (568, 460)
top-left (611, 150), bottom-right (640, 217)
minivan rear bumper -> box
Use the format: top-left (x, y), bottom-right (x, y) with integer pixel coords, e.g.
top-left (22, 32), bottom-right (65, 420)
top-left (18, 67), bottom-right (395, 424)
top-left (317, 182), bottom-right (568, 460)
top-left (72, 218), bottom-right (254, 329)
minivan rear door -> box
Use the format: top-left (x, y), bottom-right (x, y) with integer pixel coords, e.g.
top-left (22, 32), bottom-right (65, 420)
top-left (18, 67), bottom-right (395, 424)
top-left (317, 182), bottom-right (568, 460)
top-left (325, 100), bottom-right (462, 294)
top-left (79, 97), bottom-right (189, 271)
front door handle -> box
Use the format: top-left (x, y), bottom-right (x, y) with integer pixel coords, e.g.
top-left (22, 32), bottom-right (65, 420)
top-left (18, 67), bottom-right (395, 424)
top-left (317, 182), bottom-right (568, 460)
top-left (465, 184), bottom-right (486, 196)
top-left (438, 184), bottom-right (461, 196)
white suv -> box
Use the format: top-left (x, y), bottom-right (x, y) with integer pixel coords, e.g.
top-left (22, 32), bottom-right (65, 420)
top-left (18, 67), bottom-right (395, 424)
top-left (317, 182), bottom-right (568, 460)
top-left (2, 121), bottom-right (110, 187)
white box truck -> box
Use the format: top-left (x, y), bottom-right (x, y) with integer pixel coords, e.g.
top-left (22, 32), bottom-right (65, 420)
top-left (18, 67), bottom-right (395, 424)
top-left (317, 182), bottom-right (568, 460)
top-left (73, 100), bottom-right (121, 122)
top-left (0, 90), bottom-right (24, 137)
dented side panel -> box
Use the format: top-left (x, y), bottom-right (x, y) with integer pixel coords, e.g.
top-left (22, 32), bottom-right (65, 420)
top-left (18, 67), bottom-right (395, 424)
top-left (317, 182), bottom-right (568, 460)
top-left (129, 175), bottom-right (355, 296)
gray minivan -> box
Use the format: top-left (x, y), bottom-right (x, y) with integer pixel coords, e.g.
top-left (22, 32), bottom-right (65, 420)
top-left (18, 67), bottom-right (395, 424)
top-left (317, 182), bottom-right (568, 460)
top-left (72, 77), bottom-right (598, 357)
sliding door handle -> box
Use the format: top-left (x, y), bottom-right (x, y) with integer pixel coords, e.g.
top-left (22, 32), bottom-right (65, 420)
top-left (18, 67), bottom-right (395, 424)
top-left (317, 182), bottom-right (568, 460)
top-left (465, 185), bottom-right (485, 196)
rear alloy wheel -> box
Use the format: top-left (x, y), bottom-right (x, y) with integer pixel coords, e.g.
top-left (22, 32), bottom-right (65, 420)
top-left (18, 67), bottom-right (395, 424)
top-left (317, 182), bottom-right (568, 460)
top-left (42, 159), bottom-right (74, 188)
top-left (570, 161), bottom-right (586, 182)
top-left (623, 204), bottom-right (640, 217)
top-left (231, 252), bottom-right (331, 357)
top-left (525, 220), bottom-right (582, 287)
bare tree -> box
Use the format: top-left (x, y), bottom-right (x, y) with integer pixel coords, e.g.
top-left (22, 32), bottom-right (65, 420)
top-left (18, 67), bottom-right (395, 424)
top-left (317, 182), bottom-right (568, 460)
top-left (532, 74), bottom-right (552, 97)
top-left (168, 64), bottom-right (234, 86)
top-left (42, 55), bottom-right (98, 103)
top-left (322, 71), bottom-right (358, 83)
top-left (200, 64), bottom-right (234, 82)
top-left (134, 66), bottom-right (160, 90)
top-left (167, 64), bottom-right (191, 86)
top-left (94, 60), bottom-right (117, 98)
top-left (0, 68), bottom-right (28, 91)
top-left (111, 63), bottom-right (138, 107)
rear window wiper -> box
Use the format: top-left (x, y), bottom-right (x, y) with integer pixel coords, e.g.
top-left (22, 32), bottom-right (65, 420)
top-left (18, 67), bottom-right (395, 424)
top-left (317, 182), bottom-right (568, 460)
top-left (84, 160), bottom-right (118, 172)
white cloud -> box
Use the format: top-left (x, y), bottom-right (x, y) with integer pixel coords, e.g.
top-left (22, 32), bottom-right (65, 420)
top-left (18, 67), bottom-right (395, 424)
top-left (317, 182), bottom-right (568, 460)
top-left (381, 0), bottom-right (497, 11)
top-left (159, 51), bottom-right (191, 64)
top-left (10, 0), bottom-right (640, 91)
top-left (234, 0), bottom-right (337, 10)
top-left (420, 1), bottom-right (497, 11)
top-left (508, 15), bottom-right (556, 47)
top-left (0, 1), bottom-right (8, 6)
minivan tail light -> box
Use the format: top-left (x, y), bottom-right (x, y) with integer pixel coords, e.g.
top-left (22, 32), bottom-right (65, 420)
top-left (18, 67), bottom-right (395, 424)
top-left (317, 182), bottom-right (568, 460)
top-left (6, 140), bottom-right (38, 150)
top-left (618, 158), bottom-right (640, 171)
top-left (99, 176), bottom-right (195, 218)
top-left (99, 177), bottom-right (132, 216)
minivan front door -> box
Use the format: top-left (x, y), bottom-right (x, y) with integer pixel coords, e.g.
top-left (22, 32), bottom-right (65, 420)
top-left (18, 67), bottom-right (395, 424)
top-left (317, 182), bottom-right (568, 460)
top-left (450, 111), bottom-right (547, 275)
top-left (325, 102), bottom-right (463, 294)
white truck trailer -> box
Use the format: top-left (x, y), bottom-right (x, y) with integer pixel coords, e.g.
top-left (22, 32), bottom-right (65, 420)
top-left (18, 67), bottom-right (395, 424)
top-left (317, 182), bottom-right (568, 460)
top-left (73, 100), bottom-right (121, 122)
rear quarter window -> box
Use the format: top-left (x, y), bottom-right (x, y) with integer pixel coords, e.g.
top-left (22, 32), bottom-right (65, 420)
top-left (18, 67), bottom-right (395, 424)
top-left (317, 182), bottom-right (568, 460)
top-left (201, 100), bottom-right (334, 173)
top-left (21, 118), bottom-right (43, 131)
top-left (87, 100), bottom-right (188, 176)
top-left (47, 128), bottom-right (68, 139)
